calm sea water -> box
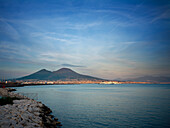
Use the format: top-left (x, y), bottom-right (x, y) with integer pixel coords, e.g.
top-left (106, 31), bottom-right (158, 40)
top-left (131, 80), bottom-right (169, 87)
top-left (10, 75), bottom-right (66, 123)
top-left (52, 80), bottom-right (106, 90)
top-left (14, 84), bottom-right (170, 128)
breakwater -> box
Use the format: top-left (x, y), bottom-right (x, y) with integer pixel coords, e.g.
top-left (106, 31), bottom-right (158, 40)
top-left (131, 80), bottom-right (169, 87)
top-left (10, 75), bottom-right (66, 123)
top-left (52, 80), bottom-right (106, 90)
top-left (0, 88), bottom-right (61, 128)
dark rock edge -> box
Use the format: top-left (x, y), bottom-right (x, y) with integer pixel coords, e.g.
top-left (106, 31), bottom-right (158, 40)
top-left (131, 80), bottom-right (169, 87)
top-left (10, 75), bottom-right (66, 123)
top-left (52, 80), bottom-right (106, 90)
top-left (0, 88), bottom-right (62, 128)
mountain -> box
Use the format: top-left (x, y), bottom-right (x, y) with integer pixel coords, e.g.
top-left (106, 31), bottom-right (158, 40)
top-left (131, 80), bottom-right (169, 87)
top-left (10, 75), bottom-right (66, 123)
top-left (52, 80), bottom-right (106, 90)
top-left (126, 76), bottom-right (170, 82)
top-left (17, 68), bottom-right (103, 81)
top-left (17, 69), bottom-right (52, 80)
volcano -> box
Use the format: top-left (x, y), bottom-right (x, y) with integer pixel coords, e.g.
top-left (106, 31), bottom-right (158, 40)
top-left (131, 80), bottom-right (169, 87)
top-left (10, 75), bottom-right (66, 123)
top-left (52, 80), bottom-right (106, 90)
top-left (17, 68), bottom-right (103, 81)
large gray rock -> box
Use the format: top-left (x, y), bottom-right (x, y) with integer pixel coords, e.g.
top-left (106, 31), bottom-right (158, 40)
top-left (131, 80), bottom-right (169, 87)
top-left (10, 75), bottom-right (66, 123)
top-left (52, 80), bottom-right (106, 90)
top-left (0, 88), bottom-right (60, 128)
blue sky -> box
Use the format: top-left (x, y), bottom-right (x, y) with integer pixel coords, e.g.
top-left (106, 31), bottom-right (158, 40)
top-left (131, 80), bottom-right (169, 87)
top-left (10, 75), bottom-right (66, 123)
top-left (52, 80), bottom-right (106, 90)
top-left (0, 0), bottom-right (170, 80)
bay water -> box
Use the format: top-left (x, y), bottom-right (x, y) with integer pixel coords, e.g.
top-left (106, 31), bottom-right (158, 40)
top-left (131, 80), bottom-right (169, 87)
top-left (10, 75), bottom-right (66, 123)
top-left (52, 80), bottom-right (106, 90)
top-left (14, 84), bottom-right (170, 128)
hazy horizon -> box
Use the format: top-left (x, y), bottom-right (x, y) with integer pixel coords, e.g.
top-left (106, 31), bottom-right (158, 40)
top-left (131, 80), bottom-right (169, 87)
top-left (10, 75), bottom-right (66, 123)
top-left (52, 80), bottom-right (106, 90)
top-left (0, 0), bottom-right (170, 80)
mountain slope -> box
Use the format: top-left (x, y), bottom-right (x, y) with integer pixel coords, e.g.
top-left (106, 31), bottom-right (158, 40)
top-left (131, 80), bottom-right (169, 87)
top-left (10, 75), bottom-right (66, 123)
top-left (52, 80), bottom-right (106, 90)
top-left (17, 68), bottom-right (103, 81)
top-left (18, 69), bottom-right (52, 80)
top-left (49, 68), bottom-right (101, 80)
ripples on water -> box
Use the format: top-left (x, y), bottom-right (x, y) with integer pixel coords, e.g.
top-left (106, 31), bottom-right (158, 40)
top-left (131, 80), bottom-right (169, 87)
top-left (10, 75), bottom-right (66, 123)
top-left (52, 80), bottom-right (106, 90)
top-left (15, 84), bottom-right (170, 128)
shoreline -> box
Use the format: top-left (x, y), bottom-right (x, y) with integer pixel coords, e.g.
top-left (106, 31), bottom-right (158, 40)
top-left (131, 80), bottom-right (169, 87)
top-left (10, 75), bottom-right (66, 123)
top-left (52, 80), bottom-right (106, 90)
top-left (1, 81), bottom-right (170, 88)
top-left (0, 88), bottom-right (62, 128)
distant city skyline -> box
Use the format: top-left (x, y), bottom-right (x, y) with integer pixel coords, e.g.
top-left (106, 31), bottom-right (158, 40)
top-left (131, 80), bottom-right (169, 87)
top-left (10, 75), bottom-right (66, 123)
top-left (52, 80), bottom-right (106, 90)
top-left (0, 0), bottom-right (170, 80)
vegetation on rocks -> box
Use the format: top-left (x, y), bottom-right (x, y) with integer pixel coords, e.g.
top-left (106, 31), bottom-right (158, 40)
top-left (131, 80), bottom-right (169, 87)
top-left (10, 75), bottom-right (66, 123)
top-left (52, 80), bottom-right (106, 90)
top-left (0, 96), bottom-right (20, 105)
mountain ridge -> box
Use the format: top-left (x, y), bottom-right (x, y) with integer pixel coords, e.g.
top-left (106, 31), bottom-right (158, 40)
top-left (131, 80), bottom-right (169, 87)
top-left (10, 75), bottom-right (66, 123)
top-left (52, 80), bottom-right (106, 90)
top-left (17, 68), bottom-right (104, 81)
top-left (125, 76), bottom-right (170, 82)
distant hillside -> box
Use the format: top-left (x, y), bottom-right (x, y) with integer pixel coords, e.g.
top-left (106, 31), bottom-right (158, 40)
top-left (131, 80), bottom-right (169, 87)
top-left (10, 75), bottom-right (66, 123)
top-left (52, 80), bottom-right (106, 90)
top-left (126, 76), bottom-right (170, 82)
top-left (17, 68), bottom-right (103, 81)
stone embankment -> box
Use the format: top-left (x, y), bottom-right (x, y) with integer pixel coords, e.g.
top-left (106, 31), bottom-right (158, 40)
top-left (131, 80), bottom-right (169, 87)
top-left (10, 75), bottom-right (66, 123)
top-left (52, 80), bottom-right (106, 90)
top-left (0, 88), bottom-right (61, 128)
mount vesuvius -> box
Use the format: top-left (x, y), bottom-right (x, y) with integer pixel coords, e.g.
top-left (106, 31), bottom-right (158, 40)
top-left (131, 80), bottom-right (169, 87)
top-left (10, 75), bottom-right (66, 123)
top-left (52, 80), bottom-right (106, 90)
top-left (17, 68), bottom-right (103, 81)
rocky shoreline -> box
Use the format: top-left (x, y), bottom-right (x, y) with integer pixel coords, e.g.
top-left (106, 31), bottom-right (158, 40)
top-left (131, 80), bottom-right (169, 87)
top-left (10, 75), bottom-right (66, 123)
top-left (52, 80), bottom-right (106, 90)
top-left (0, 88), bottom-right (62, 128)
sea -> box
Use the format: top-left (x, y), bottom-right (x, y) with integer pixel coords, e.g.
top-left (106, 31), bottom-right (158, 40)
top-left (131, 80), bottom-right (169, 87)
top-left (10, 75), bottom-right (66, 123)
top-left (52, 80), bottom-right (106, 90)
top-left (14, 84), bottom-right (170, 128)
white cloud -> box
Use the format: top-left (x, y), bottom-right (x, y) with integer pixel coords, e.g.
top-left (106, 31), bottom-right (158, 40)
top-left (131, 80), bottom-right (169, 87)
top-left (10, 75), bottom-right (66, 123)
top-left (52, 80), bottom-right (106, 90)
top-left (0, 18), bottom-right (20, 40)
top-left (151, 9), bottom-right (170, 23)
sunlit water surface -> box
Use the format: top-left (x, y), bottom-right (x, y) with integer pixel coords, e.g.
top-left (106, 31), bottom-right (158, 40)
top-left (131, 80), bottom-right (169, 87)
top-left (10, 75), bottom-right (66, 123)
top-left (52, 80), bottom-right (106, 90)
top-left (14, 84), bottom-right (170, 128)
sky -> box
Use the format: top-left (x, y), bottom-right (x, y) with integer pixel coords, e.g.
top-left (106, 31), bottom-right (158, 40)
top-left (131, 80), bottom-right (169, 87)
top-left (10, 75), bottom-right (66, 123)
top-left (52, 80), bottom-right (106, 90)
top-left (0, 0), bottom-right (170, 80)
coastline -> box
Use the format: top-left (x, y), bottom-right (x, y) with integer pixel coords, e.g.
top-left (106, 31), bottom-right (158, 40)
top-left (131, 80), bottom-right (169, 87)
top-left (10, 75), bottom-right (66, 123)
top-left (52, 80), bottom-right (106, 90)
top-left (1, 81), bottom-right (170, 88)
top-left (0, 88), bottom-right (62, 128)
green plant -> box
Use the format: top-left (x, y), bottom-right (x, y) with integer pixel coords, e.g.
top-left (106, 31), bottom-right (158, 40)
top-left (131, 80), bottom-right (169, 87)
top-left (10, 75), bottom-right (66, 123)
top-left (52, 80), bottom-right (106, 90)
top-left (0, 97), bottom-right (20, 105)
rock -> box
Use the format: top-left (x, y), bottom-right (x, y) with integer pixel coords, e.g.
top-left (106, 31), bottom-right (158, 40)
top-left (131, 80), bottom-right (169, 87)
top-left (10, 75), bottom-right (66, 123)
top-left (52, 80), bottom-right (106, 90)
top-left (34, 112), bottom-right (40, 116)
top-left (54, 117), bottom-right (58, 121)
top-left (0, 88), bottom-right (61, 128)
top-left (0, 120), bottom-right (11, 127)
top-left (37, 103), bottom-right (43, 107)
top-left (8, 88), bottom-right (17, 92)
top-left (56, 121), bottom-right (62, 126)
